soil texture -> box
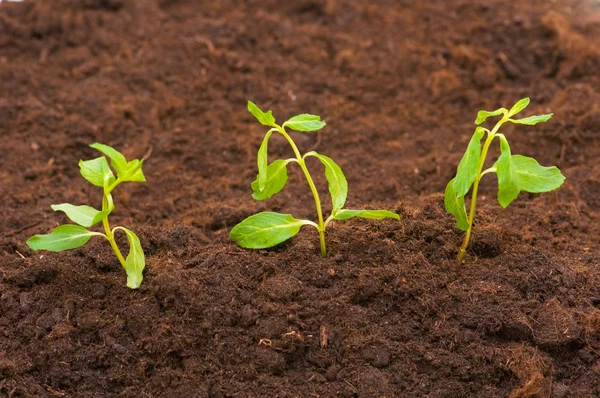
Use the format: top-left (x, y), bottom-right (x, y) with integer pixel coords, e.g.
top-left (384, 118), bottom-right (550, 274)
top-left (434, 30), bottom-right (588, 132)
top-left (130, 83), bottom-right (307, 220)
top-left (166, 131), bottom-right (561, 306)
top-left (1, 0), bottom-right (600, 397)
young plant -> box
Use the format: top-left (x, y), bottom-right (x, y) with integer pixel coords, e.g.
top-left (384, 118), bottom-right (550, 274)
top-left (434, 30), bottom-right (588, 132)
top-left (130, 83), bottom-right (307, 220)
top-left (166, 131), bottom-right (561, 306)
top-left (445, 98), bottom-right (565, 261)
top-left (27, 143), bottom-right (147, 289)
top-left (230, 101), bottom-right (399, 257)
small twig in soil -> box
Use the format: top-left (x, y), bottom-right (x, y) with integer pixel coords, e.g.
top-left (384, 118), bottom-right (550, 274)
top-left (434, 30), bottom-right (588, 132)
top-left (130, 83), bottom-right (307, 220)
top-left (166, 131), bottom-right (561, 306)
top-left (6, 221), bottom-right (41, 237)
top-left (320, 325), bottom-right (328, 348)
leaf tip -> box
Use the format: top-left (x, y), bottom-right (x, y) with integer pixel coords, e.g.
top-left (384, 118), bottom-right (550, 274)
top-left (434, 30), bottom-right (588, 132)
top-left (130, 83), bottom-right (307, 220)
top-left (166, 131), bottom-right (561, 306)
top-left (25, 236), bottom-right (37, 250)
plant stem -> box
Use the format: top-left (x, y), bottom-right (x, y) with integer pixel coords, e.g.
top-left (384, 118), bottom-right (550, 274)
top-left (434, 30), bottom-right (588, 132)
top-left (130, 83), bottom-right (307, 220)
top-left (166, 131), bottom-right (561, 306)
top-left (106, 178), bottom-right (121, 194)
top-left (102, 194), bottom-right (126, 266)
top-left (277, 126), bottom-right (327, 257)
top-left (457, 119), bottom-right (506, 261)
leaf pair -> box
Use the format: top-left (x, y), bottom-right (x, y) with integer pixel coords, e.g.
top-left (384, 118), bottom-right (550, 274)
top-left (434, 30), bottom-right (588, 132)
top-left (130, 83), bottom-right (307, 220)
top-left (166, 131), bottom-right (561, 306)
top-left (474, 98), bottom-right (553, 127)
top-left (230, 208), bottom-right (400, 250)
top-left (27, 225), bottom-right (144, 289)
top-left (248, 100), bottom-right (327, 132)
top-left (79, 143), bottom-right (146, 189)
top-left (27, 143), bottom-right (147, 289)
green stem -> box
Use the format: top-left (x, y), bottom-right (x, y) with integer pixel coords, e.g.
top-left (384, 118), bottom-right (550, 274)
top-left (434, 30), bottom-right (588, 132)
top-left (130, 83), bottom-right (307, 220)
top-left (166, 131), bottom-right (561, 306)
top-left (102, 194), bottom-right (126, 266)
top-left (106, 178), bottom-right (121, 194)
top-left (457, 119), bottom-right (506, 261)
top-left (276, 126), bottom-right (327, 257)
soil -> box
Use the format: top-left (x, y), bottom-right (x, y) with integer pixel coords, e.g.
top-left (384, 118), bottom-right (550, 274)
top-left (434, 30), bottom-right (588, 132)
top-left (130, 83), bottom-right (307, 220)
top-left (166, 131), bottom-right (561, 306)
top-left (1, 0), bottom-right (600, 397)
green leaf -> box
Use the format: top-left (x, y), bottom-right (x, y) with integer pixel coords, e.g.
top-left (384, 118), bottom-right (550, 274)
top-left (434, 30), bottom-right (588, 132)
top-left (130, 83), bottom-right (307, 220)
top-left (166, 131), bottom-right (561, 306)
top-left (248, 101), bottom-right (276, 127)
top-left (51, 203), bottom-right (109, 227)
top-left (251, 159), bottom-right (292, 200)
top-left (117, 228), bottom-right (145, 289)
top-left (511, 155), bottom-right (565, 193)
top-left (283, 114), bottom-right (326, 132)
top-left (79, 157), bottom-right (116, 187)
top-left (333, 209), bottom-right (400, 221)
top-left (121, 159), bottom-right (146, 183)
top-left (452, 127), bottom-right (486, 196)
top-left (495, 136), bottom-right (520, 208)
top-left (475, 108), bottom-right (507, 125)
top-left (444, 178), bottom-right (470, 231)
top-left (90, 143), bottom-right (127, 175)
top-left (257, 130), bottom-right (274, 191)
top-left (306, 152), bottom-right (348, 213)
top-left (230, 212), bottom-right (309, 249)
top-left (508, 98), bottom-right (530, 117)
top-left (509, 114), bottom-right (553, 126)
top-left (27, 225), bottom-right (94, 252)
top-left (494, 139), bottom-right (565, 208)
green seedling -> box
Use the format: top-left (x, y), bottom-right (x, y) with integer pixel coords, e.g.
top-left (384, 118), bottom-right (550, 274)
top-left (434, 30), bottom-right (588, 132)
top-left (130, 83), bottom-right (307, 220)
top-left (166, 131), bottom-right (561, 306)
top-left (27, 143), bottom-right (147, 289)
top-left (230, 101), bottom-right (399, 257)
top-left (445, 98), bottom-right (565, 261)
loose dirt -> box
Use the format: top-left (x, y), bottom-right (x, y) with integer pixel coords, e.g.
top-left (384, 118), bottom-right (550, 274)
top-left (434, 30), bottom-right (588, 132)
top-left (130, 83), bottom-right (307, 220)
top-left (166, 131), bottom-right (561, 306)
top-left (1, 0), bottom-right (600, 396)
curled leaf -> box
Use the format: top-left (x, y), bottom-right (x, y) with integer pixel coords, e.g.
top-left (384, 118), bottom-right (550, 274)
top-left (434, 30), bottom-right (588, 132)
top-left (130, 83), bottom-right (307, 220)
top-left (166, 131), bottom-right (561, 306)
top-left (305, 152), bottom-right (348, 213)
top-left (251, 159), bottom-right (292, 200)
top-left (452, 127), bottom-right (486, 196)
top-left (257, 130), bottom-right (274, 191)
top-left (248, 101), bottom-right (276, 127)
top-left (444, 178), bottom-right (469, 231)
top-left (494, 136), bottom-right (519, 208)
top-left (115, 227), bottom-right (145, 289)
top-left (475, 108), bottom-right (507, 125)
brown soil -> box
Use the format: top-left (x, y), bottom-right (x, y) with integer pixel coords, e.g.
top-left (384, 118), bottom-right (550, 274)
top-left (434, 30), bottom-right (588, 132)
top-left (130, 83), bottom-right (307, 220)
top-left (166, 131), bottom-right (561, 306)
top-left (1, 0), bottom-right (600, 397)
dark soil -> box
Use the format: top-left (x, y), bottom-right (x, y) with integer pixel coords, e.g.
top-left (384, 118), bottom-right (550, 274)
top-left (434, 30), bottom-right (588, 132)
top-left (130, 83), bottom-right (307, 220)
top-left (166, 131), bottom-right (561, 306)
top-left (1, 0), bottom-right (600, 397)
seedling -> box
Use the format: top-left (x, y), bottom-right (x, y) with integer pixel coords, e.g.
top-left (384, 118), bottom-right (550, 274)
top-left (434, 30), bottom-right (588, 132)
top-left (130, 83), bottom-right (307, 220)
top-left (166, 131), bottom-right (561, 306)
top-left (27, 143), bottom-right (147, 289)
top-left (230, 101), bottom-right (399, 257)
top-left (445, 98), bottom-right (565, 261)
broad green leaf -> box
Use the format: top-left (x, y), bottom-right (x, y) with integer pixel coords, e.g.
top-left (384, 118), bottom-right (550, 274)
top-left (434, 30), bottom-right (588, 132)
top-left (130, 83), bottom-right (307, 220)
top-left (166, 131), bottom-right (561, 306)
top-left (333, 209), bottom-right (400, 221)
top-left (306, 152), bottom-right (348, 212)
top-left (79, 157), bottom-right (116, 187)
top-left (51, 203), bottom-right (109, 227)
top-left (257, 130), bottom-right (274, 191)
top-left (495, 136), bottom-right (519, 208)
top-left (509, 114), bottom-right (553, 126)
top-left (251, 159), bottom-right (291, 200)
top-left (444, 178), bottom-right (470, 231)
top-left (475, 108), bottom-right (507, 125)
top-left (512, 155), bottom-right (565, 193)
top-left (116, 227), bottom-right (145, 289)
top-left (90, 143), bottom-right (127, 175)
top-left (283, 114), bottom-right (326, 132)
top-left (452, 127), bottom-right (486, 196)
top-left (120, 159), bottom-right (146, 183)
top-left (27, 225), bottom-right (94, 252)
top-left (248, 101), bottom-right (276, 127)
top-left (508, 98), bottom-right (530, 117)
top-left (230, 212), bottom-right (308, 249)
